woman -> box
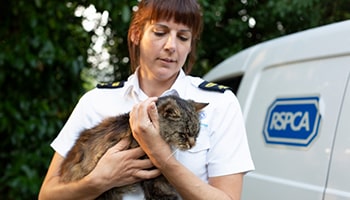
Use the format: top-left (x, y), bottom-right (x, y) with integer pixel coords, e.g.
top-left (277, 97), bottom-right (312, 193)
top-left (39, 0), bottom-right (254, 199)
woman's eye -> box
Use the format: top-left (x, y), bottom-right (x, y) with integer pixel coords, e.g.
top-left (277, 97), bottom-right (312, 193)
top-left (153, 27), bottom-right (166, 37)
top-left (178, 35), bottom-right (190, 42)
top-left (154, 31), bottom-right (165, 37)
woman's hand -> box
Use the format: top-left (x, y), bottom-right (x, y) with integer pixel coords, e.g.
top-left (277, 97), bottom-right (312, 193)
top-left (129, 97), bottom-right (173, 168)
top-left (39, 137), bottom-right (161, 200)
top-left (128, 98), bottom-right (243, 200)
top-left (87, 137), bottom-right (161, 191)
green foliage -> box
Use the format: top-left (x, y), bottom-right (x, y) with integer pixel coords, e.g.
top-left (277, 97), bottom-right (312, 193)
top-left (1, 0), bottom-right (349, 199)
top-left (193, 0), bottom-right (350, 76)
top-left (0, 0), bottom-right (89, 198)
top-left (77, 0), bottom-right (139, 83)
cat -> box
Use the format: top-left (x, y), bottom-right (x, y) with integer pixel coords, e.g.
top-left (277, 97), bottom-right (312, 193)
top-left (59, 95), bottom-right (208, 200)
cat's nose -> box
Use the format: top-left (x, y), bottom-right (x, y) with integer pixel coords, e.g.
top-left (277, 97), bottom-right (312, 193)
top-left (188, 137), bottom-right (195, 148)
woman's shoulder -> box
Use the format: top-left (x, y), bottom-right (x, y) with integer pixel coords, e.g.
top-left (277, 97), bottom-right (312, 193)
top-left (96, 81), bottom-right (125, 89)
top-left (187, 76), bottom-right (235, 99)
top-left (79, 81), bottom-right (127, 104)
top-left (183, 76), bottom-right (240, 112)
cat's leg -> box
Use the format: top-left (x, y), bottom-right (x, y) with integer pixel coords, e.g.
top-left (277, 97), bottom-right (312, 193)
top-left (142, 176), bottom-right (178, 200)
top-left (95, 185), bottom-right (138, 200)
top-left (95, 188), bottom-right (123, 200)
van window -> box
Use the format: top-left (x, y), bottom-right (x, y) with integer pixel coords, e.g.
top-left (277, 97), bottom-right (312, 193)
top-left (215, 75), bottom-right (243, 94)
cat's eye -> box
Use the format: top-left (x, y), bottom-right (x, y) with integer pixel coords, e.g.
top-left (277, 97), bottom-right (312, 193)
top-left (180, 134), bottom-right (187, 142)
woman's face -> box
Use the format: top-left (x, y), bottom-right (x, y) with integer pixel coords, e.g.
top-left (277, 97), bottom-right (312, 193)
top-left (138, 19), bottom-right (192, 82)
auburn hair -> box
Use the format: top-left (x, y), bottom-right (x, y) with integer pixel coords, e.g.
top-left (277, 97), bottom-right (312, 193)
top-left (127, 0), bottom-right (203, 74)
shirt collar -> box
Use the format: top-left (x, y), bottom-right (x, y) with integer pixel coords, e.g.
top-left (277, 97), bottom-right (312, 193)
top-left (167, 69), bottom-right (187, 97)
top-left (123, 68), bottom-right (145, 102)
top-left (124, 67), bottom-right (188, 101)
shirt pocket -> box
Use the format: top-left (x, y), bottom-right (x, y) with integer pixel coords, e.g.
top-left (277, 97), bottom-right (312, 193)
top-left (177, 127), bottom-right (211, 180)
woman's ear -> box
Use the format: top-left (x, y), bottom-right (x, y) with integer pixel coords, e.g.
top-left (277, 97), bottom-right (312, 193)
top-left (130, 29), bottom-right (140, 45)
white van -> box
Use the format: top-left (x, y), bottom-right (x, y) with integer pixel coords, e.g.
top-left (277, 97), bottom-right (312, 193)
top-left (203, 20), bottom-right (350, 200)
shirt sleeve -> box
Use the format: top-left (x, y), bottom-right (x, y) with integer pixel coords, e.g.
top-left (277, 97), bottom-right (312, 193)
top-left (207, 91), bottom-right (255, 177)
top-left (51, 91), bottom-right (100, 157)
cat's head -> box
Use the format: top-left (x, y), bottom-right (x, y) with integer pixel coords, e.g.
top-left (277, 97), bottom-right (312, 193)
top-left (156, 95), bottom-right (208, 150)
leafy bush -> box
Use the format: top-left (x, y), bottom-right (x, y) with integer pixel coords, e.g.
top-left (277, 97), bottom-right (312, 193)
top-left (1, 0), bottom-right (349, 199)
top-left (0, 1), bottom-right (89, 198)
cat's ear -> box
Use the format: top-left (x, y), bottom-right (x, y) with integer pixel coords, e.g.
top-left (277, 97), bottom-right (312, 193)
top-left (163, 104), bottom-right (181, 119)
top-left (158, 99), bottom-right (182, 119)
top-left (193, 102), bottom-right (209, 112)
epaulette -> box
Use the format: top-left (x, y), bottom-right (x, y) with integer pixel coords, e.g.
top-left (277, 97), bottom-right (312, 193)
top-left (96, 81), bottom-right (125, 89)
top-left (198, 81), bottom-right (231, 93)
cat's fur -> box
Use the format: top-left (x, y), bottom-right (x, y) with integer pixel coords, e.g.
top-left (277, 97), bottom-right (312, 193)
top-left (59, 95), bottom-right (208, 200)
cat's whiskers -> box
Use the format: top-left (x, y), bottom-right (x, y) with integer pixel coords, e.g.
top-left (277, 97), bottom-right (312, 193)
top-left (165, 148), bottom-right (179, 163)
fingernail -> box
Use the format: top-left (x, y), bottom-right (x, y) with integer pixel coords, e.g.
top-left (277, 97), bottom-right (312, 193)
top-left (151, 102), bottom-right (156, 110)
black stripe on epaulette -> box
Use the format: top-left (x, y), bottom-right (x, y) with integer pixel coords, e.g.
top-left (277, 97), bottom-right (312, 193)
top-left (198, 81), bottom-right (231, 93)
top-left (96, 81), bottom-right (125, 89)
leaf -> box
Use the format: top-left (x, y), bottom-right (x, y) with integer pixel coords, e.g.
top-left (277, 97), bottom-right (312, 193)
top-left (121, 4), bottom-right (130, 23)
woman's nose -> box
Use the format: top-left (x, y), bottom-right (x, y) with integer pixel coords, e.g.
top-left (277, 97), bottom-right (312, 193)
top-left (164, 34), bottom-right (176, 53)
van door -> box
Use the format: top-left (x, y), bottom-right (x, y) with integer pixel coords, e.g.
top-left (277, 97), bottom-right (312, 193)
top-left (241, 56), bottom-right (350, 200)
top-left (324, 73), bottom-right (350, 199)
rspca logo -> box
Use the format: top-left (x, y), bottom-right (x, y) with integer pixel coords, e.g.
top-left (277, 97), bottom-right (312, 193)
top-left (263, 96), bottom-right (321, 147)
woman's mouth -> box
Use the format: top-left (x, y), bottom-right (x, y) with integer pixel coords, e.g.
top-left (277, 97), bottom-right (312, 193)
top-left (159, 58), bottom-right (176, 63)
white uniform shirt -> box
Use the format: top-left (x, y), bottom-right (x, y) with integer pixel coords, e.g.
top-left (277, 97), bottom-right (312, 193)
top-left (51, 69), bottom-right (255, 199)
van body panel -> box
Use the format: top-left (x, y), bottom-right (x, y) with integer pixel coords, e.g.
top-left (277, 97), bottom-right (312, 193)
top-left (203, 20), bottom-right (350, 200)
top-left (203, 47), bottom-right (256, 82)
top-left (241, 57), bottom-right (350, 200)
top-left (236, 21), bottom-right (350, 117)
top-left (324, 74), bottom-right (350, 199)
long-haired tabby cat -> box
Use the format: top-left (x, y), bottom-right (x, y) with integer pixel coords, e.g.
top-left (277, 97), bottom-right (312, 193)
top-left (59, 95), bottom-right (208, 200)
